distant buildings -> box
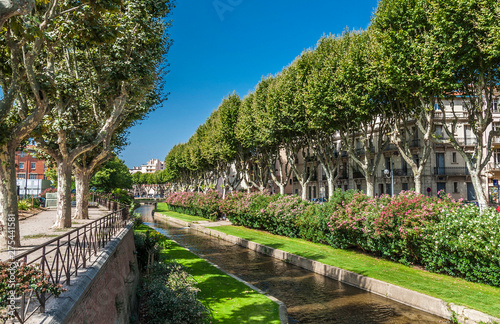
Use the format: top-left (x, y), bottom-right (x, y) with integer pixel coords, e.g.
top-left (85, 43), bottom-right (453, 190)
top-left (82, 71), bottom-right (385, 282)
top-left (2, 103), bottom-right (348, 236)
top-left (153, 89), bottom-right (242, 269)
top-left (15, 146), bottom-right (51, 197)
top-left (129, 159), bottom-right (165, 174)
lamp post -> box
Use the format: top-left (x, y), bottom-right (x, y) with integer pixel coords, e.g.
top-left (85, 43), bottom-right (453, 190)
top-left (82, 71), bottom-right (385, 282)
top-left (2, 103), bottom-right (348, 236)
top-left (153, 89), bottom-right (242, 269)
top-left (384, 155), bottom-right (394, 197)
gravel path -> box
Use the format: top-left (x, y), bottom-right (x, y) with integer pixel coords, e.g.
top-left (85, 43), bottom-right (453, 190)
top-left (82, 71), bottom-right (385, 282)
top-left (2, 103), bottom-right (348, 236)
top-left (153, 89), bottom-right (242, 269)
top-left (0, 207), bottom-right (110, 261)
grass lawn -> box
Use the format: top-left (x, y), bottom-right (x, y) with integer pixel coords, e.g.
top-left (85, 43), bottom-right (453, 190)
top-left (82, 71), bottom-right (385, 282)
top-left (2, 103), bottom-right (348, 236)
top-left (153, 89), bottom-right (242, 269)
top-left (213, 225), bottom-right (500, 319)
top-left (135, 225), bottom-right (280, 324)
top-left (156, 203), bottom-right (211, 223)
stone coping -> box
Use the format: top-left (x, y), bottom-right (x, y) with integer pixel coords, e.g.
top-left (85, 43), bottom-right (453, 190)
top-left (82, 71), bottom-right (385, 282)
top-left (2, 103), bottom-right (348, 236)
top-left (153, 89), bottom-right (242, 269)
top-left (157, 213), bottom-right (500, 324)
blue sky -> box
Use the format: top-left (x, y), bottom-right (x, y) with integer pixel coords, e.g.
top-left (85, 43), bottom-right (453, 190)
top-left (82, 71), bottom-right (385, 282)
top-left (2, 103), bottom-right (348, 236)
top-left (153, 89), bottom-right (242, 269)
top-left (121, 0), bottom-right (379, 168)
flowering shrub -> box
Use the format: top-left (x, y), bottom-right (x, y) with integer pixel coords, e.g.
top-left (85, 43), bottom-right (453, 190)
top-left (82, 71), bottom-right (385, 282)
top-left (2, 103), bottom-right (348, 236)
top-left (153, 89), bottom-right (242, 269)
top-left (420, 205), bottom-right (500, 286)
top-left (328, 191), bottom-right (463, 264)
top-left (219, 191), bottom-right (276, 228)
top-left (164, 189), bottom-right (499, 287)
top-left (165, 191), bottom-right (221, 221)
top-left (264, 195), bottom-right (310, 237)
top-left (0, 262), bottom-right (66, 320)
top-left (39, 187), bottom-right (57, 198)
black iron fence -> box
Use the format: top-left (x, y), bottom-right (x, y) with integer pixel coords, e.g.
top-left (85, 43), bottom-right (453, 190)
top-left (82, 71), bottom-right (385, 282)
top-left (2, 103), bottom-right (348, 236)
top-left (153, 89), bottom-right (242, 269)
top-left (9, 203), bottom-right (130, 323)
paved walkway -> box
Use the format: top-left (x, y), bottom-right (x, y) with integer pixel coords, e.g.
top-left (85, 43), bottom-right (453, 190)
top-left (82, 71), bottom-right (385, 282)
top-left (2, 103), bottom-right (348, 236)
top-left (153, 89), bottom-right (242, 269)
top-left (0, 207), bottom-right (110, 261)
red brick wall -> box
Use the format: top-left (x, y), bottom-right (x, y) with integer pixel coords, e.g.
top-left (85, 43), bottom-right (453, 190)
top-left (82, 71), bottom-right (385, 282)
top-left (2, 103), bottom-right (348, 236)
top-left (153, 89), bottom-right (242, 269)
top-left (14, 148), bottom-right (47, 180)
top-left (65, 228), bottom-right (140, 323)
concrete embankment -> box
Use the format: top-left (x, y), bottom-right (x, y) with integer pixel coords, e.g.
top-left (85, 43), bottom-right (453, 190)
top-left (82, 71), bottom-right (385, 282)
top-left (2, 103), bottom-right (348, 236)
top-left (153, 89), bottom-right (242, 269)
top-left (158, 213), bottom-right (500, 324)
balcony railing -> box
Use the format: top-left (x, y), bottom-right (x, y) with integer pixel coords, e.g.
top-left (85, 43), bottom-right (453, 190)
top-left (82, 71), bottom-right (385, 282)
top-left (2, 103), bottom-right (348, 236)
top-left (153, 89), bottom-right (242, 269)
top-left (352, 170), bottom-right (364, 179)
top-left (336, 171), bottom-right (348, 179)
top-left (10, 203), bottom-right (130, 323)
top-left (384, 144), bottom-right (398, 151)
top-left (410, 139), bottom-right (420, 147)
top-left (380, 168), bottom-right (411, 177)
top-left (434, 167), bottom-right (470, 176)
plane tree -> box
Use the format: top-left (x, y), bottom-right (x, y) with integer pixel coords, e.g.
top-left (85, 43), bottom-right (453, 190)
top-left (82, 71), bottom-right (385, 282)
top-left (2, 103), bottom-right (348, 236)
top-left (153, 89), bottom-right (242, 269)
top-left (34, 0), bottom-right (172, 228)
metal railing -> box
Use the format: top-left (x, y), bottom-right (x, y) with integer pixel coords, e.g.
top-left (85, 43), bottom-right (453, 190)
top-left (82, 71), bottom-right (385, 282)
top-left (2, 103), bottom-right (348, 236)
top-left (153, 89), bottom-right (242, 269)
top-left (380, 168), bottom-right (411, 177)
top-left (434, 167), bottom-right (470, 176)
top-left (10, 203), bottom-right (130, 323)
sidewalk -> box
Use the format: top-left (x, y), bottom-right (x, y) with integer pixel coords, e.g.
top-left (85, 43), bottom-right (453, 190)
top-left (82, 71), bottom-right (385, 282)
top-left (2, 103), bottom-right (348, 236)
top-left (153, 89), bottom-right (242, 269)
top-left (0, 206), bottom-right (110, 261)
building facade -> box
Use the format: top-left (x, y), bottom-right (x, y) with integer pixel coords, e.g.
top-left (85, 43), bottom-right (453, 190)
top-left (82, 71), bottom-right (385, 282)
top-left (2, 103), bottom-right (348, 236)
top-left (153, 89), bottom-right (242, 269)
top-left (15, 147), bottom-right (51, 197)
top-left (275, 99), bottom-right (500, 204)
top-left (129, 159), bottom-right (165, 174)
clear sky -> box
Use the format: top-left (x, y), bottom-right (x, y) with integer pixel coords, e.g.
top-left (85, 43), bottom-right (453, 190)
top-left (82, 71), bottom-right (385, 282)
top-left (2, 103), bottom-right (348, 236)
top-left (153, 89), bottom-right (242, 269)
top-left (120, 0), bottom-right (380, 168)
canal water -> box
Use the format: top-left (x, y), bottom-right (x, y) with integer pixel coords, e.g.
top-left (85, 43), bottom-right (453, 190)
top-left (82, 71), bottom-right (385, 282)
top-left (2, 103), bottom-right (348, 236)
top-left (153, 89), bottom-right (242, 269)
top-left (136, 205), bottom-right (448, 324)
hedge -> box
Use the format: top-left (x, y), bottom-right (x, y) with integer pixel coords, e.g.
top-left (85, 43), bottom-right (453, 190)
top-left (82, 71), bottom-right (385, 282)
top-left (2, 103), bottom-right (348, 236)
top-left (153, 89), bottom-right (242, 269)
top-left (163, 189), bottom-right (500, 287)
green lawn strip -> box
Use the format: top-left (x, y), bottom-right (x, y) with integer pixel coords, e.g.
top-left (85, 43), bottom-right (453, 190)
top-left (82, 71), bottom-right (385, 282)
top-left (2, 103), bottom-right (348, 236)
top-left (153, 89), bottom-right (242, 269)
top-left (135, 225), bottom-right (280, 324)
top-left (156, 203), bottom-right (211, 223)
top-left (213, 225), bottom-right (500, 318)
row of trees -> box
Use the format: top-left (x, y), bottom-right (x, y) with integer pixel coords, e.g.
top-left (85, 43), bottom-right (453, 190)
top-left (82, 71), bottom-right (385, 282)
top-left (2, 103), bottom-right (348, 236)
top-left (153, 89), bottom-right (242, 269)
top-left (0, 0), bottom-right (173, 249)
top-left (164, 0), bottom-right (500, 207)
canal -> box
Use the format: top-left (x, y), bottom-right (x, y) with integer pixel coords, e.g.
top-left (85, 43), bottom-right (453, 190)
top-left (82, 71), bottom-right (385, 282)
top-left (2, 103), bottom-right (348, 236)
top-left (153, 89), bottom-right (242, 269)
top-left (136, 205), bottom-right (447, 324)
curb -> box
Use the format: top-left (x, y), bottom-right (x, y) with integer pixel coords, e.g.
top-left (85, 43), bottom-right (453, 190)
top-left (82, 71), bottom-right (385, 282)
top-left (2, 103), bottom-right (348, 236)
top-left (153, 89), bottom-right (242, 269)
top-left (156, 213), bottom-right (500, 324)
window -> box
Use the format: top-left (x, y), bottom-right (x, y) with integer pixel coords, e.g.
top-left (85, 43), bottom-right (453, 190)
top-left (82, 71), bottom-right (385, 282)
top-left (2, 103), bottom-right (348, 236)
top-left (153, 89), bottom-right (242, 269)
top-left (435, 125), bottom-right (443, 137)
top-left (452, 152), bottom-right (457, 163)
top-left (31, 162), bottom-right (36, 169)
top-left (434, 103), bottom-right (441, 111)
top-left (413, 154), bottom-right (420, 167)
top-left (313, 186), bottom-right (317, 199)
top-left (344, 184), bottom-right (348, 191)
top-left (17, 174), bottom-right (25, 179)
top-left (402, 183), bottom-right (409, 191)
top-left (493, 99), bottom-right (499, 112)
top-left (20, 151), bottom-right (25, 158)
top-left (19, 162), bottom-right (24, 169)
top-left (357, 184), bottom-right (361, 191)
top-left (289, 179), bottom-right (292, 185)
top-left (29, 174), bottom-right (37, 179)
top-left (453, 182), bottom-right (459, 193)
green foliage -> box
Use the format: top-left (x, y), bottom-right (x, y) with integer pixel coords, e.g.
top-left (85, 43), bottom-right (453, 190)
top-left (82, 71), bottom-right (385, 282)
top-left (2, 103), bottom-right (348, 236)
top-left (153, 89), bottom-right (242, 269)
top-left (140, 261), bottom-right (212, 324)
top-left (171, 190), bottom-right (500, 287)
top-left (0, 262), bottom-right (66, 320)
top-left (91, 157), bottom-right (133, 193)
top-left (134, 230), bottom-right (167, 270)
top-left (420, 205), bottom-right (500, 286)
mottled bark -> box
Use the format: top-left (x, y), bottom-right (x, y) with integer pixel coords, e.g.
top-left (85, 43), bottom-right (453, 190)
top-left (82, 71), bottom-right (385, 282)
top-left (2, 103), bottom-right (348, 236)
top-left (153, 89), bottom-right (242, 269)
top-left (0, 145), bottom-right (20, 250)
top-left (54, 161), bottom-right (72, 228)
top-left (74, 169), bottom-right (90, 219)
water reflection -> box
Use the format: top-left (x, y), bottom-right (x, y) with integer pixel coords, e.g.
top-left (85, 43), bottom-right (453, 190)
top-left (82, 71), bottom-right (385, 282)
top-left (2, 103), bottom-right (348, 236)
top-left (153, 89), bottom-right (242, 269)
top-left (136, 205), bottom-right (448, 324)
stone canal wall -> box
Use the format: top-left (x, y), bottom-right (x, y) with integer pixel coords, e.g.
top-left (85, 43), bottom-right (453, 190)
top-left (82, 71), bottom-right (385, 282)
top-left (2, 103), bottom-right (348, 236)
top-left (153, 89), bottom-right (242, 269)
top-left (159, 214), bottom-right (500, 324)
top-left (29, 224), bottom-right (139, 324)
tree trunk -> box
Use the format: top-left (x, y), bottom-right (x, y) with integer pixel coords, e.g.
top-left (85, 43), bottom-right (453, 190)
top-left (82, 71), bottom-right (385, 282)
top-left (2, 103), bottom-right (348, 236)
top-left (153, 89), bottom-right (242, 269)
top-left (414, 172), bottom-right (422, 194)
top-left (74, 170), bottom-right (90, 219)
top-left (55, 160), bottom-right (72, 228)
top-left (300, 183), bottom-right (307, 200)
top-left (327, 176), bottom-right (335, 198)
top-left (470, 171), bottom-right (488, 209)
top-left (0, 145), bottom-right (20, 250)
top-left (365, 174), bottom-right (374, 197)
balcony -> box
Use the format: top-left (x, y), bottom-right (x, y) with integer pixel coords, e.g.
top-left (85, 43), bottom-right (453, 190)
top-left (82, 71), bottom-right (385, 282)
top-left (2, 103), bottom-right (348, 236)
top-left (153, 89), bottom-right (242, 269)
top-left (410, 139), bottom-right (420, 148)
top-left (354, 148), bottom-right (365, 156)
top-left (336, 171), bottom-right (348, 179)
top-left (380, 168), bottom-right (411, 177)
top-left (434, 167), bottom-right (470, 176)
top-left (384, 144), bottom-right (398, 151)
top-left (352, 170), bottom-right (364, 179)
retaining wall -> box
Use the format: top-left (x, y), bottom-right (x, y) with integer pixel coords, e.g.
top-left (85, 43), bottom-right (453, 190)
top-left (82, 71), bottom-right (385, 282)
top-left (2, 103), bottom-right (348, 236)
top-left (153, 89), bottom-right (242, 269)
top-left (30, 224), bottom-right (139, 324)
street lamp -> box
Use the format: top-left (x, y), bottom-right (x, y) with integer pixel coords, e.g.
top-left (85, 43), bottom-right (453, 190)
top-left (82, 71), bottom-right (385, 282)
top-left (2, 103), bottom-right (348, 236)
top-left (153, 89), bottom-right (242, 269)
top-left (384, 155), bottom-right (394, 197)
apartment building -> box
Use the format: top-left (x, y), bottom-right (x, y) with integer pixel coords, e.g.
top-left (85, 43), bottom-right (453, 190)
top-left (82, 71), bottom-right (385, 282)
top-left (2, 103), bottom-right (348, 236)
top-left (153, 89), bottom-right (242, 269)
top-left (15, 147), bottom-right (51, 197)
top-left (279, 99), bottom-right (499, 204)
top-left (129, 158), bottom-right (166, 174)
